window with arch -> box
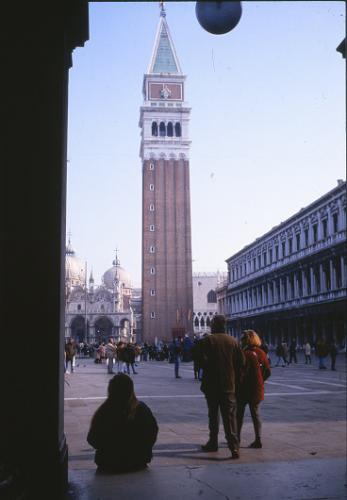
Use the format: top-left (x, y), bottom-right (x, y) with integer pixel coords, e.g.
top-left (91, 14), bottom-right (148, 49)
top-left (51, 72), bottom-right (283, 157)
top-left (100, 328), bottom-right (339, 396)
top-left (159, 122), bottom-right (166, 137)
top-left (304, 229), bottom-right (309, 246)
top-left (151, 122), bottom-right (158, 137)
top-left (207, 290), bottom-right (217, 303)
top-left (149, 184), bottom-right (154, 191)
top-left (149, 204), bottom-right (155, 211)
top-left (150, 224), bottom-right (155, 231)
top-left (150, 311), bottom-right (156, 319)
top-left (175, 122), bottom-right (181, 137)
top-left (149, 246), bottom-right (155, 253)
top-left (322, 219), bottom-right (328, 238)
top-left (150, 267), bottom-right (155, 275)
top-left (206, 316), bottom-right (211, 327)
top-left (149, 162), bottom-right (154, 170)
top-left (194, 317), bottom-right (199, 327)
top-left (296, 233), bottom-right (300, 251)
top-left (150, 289), bottom-right (156, 296)
top-left (288, 238), bottom-right (293, 254)
top-left (312, 224), bottom-right (318, 243)
top-left (77, 304), bottom-right (81, 311)
top-left (167, 122), bottom-right (173, 137)
top-left (200, 317), bottom-right (205, 327)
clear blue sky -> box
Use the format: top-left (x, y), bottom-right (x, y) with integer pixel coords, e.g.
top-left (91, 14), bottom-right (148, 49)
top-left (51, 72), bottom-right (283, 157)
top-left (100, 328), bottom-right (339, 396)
top-left (67, 1), bottom-right (345, 287)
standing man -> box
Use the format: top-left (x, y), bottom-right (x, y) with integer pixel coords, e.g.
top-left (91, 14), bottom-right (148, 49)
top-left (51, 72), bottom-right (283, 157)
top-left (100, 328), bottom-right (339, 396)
top-left (289, 338), bottom-right (298, 364)
top-left (65, 338), bottom-right (77, 373)
top-left (105, 338), bottom-right (117, 375)
top-left (304, 340), bottom-right (312, 364)
top-left (328, 339), bottom-right (338, 371)
top-left (170, 337), bottom-right (182, 379)
top-left (198, 315), bottom-right (244, 459)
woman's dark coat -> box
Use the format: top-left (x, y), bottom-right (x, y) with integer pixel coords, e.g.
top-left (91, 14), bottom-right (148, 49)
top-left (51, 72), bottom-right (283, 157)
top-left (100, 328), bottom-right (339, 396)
top-left (87, 400), bottom-right (158, 472)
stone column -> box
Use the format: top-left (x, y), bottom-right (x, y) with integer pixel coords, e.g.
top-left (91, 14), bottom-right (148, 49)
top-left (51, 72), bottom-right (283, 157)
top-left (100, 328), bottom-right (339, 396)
top-left (330, 259), bottom-right (336, 290)
top-left (1, 3), bottom-right (89, 498)
top-left (341, 255), bottom-right (347, 288)
top-left (286, 275), bottom-right (291, 300)
top-left (280, 277), bottom-right (284, 301)
top-left (261, 284), bottom-right (266, 306)
top-left (320, 263), bottom-right (326, 292)
top-left (267, 282), bottom-right (272, 305)
top-left (273, 280), bottom-right (278, 303)
top-left (302, 269), bottom-right (308, 296)
top-left (310, 267), bottom-right (316, 295)
top-left (293, 272), bottom-right (299, 298)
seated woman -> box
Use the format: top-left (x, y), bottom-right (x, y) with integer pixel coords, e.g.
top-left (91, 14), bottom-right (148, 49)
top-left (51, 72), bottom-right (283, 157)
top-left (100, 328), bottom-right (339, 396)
top-left (237, 330), bottom-right (271, 449)
top-left (87, 373), bottom-right (158, 473)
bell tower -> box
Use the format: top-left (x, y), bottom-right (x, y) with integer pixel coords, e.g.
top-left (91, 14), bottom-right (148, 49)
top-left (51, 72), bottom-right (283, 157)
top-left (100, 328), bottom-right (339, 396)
top-left (139, 5), bottom-right (193, 342)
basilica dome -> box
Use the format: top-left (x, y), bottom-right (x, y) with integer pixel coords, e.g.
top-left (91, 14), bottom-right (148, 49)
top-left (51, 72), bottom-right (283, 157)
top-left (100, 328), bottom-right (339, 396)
top-left (65, 240), bottom-right (86, 287)
top-left (102, 256), bottom-right (131, 290)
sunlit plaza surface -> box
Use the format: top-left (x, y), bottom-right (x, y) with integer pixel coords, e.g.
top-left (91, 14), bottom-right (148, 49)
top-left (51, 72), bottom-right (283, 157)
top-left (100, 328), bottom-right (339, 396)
top-left (65, 352), bottom-right (346, 499)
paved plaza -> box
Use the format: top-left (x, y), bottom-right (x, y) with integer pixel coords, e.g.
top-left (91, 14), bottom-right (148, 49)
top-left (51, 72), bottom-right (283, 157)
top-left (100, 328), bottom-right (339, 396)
top-left (65, 352), bottom-right (346, 499)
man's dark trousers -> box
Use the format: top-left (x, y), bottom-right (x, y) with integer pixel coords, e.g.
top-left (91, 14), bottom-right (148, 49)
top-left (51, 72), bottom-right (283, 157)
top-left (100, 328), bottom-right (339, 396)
top-left (205, 391), bottom-right (239, 452)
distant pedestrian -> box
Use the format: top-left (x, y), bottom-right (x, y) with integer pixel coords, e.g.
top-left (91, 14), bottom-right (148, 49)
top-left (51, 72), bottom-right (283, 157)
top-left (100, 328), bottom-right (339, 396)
top-left (170, 337), bottom-right (182, 378)
top-left (275, 342), bottom-right (287, 367)
top-left (237, 330), bottom-right (271, 449)
top-left (304, 341), bottom-right (312, 364)
top-left (117, 341), bottom-right (127, 373)
top-left (281, 341), bottom-right (289, 365)
top-left (65, 338), bottom-right (77, 373)
top-left (125, 344), bottom-right (138, 375)
top-left (105, 338), bottom-right (117, 374)
top-left (315, 338), bottom-right (329, 369)
top-left (87, 373), bottom-right (158, 473)
top-left (289, 338), bottom-right (297, 364)
top-left (198, 315), bottom-right (244, 459)
top-left (260, 338), bottom-right (271, 366)
top-left (328, 339), bottom-right (338, 371)
top-left (191, 336), bottom-right (202, 380)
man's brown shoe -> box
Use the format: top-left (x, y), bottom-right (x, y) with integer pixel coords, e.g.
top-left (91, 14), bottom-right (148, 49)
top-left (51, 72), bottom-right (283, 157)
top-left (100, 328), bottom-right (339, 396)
top-left (231, 450), bottom-right (240, 459)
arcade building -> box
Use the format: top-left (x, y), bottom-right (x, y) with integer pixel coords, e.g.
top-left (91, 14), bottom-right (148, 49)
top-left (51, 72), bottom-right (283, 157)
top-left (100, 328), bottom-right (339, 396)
top-left (217, 181), bottom-right (347, 347)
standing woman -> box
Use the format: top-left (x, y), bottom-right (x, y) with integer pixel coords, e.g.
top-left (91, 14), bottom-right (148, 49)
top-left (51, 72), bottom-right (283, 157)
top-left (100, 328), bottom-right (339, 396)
top-left (237, 330), bottom-right (271, 449)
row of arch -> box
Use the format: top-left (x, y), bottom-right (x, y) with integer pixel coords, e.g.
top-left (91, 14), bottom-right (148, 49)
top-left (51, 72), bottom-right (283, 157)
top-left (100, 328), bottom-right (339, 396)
top-left (152, 121), bottom-right (181, 137)
top-left (68, 315), bottom-right (131, 343)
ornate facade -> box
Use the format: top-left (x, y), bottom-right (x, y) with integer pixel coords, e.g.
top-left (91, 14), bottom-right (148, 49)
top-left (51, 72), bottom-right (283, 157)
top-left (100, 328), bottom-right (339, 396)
top-left (140, 6), bottom-right (193, 342)
top-left (193, 272), bottom-right (226, 335)
top-left (65, 243), bottom-right (138, 343)
top-left (218, 181), bottom-right (347, 346)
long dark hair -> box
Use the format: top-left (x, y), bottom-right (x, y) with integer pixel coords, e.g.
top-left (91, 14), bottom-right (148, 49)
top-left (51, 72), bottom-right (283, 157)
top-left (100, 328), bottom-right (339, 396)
top-left (107, 373), bottom-right (139, 419)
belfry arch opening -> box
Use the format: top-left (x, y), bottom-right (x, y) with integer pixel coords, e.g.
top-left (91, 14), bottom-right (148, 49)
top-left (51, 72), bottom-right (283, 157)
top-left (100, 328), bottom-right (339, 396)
top-left (159, 121), bottom-right (166, 137)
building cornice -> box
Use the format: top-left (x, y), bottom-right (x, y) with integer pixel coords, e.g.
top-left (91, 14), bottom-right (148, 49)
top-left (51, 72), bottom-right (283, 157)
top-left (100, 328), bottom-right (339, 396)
top-left (228, 231), bottom-right (346, 290)
top-left (226, 182), bottom-right (346, 264)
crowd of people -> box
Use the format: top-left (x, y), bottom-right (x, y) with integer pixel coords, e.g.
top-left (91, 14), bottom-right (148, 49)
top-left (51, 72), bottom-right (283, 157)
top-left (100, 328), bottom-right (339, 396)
top-left (64, 332), bottom-right (340, 376)
top-left (274, 337), bottom-right (339, 370)
top-left (64, 323), bottom-right (342, 473)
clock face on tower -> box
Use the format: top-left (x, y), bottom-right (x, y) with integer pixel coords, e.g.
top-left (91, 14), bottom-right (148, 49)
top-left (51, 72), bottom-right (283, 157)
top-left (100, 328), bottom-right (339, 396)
top-left (148, 82), bottom-right (183, 101)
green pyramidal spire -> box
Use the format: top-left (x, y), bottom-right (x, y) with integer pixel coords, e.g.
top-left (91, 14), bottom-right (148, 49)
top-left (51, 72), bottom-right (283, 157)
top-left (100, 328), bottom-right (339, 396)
top-left (148, 10), bottom-right (182, 75)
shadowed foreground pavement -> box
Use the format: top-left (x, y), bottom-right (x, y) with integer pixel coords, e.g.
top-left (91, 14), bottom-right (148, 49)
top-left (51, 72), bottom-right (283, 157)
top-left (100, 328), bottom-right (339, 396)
top-left (65, 353), bottom-right (346, 499)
